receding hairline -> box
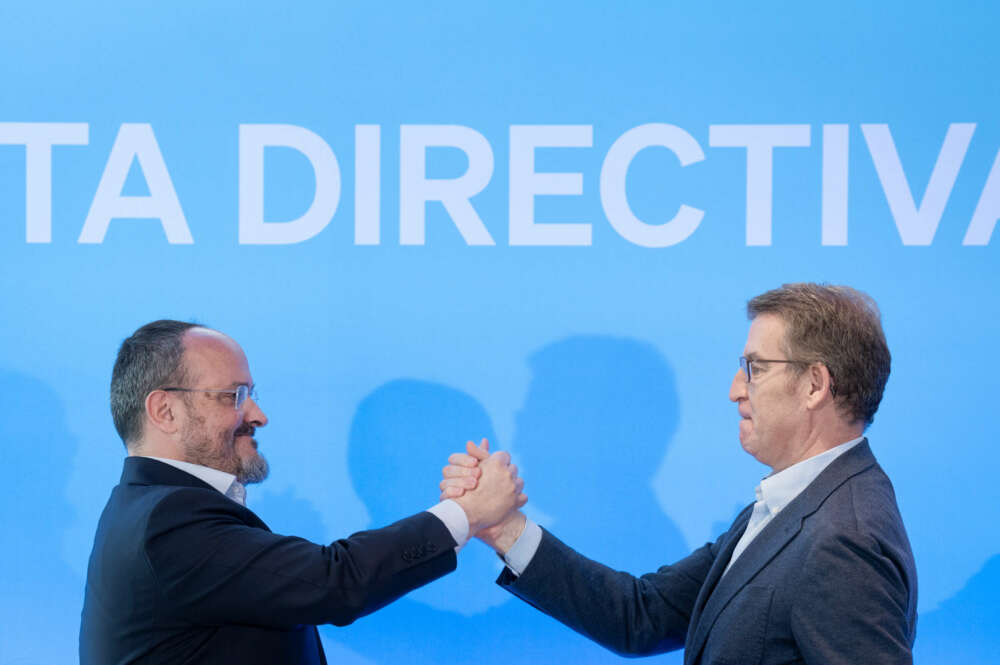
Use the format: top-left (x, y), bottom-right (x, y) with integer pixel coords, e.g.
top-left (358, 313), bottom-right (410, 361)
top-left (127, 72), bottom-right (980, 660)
top-left (178, 326), bottom-right (245, 354)
top-left (181, 325), bottom-right (230, 342)
top-left (174, 327), bottom-right (246, 384)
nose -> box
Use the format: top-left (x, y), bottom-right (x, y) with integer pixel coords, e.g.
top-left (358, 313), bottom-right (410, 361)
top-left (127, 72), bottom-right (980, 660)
top-left (243, 397), bottom-right (269, 427)
top-left (729, 369), bottom-right (747, 403)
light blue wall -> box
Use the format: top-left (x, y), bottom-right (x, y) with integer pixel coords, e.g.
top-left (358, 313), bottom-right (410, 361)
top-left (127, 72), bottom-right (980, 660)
top-left (1, 2), bottom-right (997, 662)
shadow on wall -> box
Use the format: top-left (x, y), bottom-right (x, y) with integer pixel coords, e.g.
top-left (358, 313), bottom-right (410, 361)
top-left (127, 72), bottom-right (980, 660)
top-left (250, 486), bottom-right (330, 546)
top-left (209, 336), bottom-right (1000, 665)
top-left (347, 378), bottom-right (509, 615)
top-left (914, 554), bottom-right (1000, 665)
top-left (323, 335), bottom-right (687, 665)
top-left (0, 369), bottom-right (84, 665)
top-left (512, 335), bottom-right (688, 572)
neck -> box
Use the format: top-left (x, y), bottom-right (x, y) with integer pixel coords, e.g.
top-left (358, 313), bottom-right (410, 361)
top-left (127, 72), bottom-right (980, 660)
top-left (771, 421), bottom-right (863, 473)
top-left (129, 437), bottom-right (183, 461)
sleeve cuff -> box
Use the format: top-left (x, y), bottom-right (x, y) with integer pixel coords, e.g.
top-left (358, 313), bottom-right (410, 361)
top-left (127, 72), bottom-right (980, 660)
top-left (502, 518), bottom-right (542, 577)
top-left (426, 499), bottom-right (470, 551)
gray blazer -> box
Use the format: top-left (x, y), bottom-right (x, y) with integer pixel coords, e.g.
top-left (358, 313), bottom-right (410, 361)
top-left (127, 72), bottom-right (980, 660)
top-left (498, 440), bottom-right (917, 665)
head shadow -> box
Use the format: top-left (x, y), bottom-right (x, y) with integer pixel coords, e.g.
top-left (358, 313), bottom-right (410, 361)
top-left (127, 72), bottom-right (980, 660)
top-left (0, 368), bottom-right (83, 663)
top-left (0, 369), bottom-right (79, 573)
top-left (347, 378), bottom-right (509, 615)
top-left (914, 553), bottom-right (1000, 664)
top-left (330, 352), bottom-right (690, 665)
top-left (512, 335), bottom-right (688, 569)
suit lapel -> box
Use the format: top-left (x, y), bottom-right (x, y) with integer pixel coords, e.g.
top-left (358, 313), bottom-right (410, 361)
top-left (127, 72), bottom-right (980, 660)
top-left (682, 507), bottom-right (750, 665)
top-left (684, 440), bottom-right (878, 665)
top-left (685, 502), bottom-right (803, 664)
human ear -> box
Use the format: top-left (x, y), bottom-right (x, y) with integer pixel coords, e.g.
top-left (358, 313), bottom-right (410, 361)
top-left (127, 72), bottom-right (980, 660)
top-left (805, 363), bottom-right (834, 409)
top-left (145, 390), bottom-right (180, 435)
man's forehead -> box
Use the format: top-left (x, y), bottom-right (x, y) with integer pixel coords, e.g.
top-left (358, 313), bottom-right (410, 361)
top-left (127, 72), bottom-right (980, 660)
top-left (181, 328), bottom-right (251, 380)
top-left (744, 313), bottom-right (788, 355)
top-left (182, 327), bottom-right (243, 353)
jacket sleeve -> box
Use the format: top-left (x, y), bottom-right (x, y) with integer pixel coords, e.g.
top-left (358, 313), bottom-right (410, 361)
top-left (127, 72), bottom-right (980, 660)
top-left (496, 527), bottom-right (718, 656)
top-left (143, 489), bottom-right (457, 628)
top-left (790, 530), bottom-right (915, 665)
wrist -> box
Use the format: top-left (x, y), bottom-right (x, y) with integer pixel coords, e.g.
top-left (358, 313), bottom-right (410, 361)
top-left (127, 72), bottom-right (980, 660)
top-left (477, 512), bottom-right (526, 555)
top-left (454, 497), bottom-right (487, 536)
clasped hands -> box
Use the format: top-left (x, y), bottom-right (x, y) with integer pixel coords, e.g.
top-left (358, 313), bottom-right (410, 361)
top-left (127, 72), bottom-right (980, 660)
top-left (440, 439), bottom-right (528, 554)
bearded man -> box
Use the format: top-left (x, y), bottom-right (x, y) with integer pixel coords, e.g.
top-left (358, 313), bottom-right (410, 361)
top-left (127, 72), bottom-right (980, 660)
top-left (81, 320), bottom-right (525, 665)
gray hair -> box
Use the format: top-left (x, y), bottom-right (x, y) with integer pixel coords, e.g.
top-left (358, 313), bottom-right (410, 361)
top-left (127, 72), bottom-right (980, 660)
top-left (110, 320), bottom-right (202, 446)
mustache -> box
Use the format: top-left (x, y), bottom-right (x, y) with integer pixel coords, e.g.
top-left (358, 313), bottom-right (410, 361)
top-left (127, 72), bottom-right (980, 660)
top-left (234, 425), bottom-right (256, 437)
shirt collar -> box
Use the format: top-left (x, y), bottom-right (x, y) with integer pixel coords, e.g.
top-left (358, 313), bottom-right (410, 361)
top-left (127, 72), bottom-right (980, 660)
top-left (143, 456), bottom-right (246, 506)
top-left (757, 436), bottom-right (864, 518)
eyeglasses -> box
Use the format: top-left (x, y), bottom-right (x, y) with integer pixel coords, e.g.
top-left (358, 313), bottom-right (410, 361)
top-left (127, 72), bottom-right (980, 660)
top-left (738, 356), bottom-right (804, 383)
top-left (161, 385), bottom-right (258, 410)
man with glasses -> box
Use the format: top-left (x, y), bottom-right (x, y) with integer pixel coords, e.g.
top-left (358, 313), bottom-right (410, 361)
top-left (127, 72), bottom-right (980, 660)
top-left (80, 320), bottom-right (526, 665)
top-left (442, 283), bottom-right (918, 664)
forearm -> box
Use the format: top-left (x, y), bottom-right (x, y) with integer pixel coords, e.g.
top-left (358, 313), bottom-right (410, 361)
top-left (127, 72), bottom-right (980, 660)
top-left (498, 528), bottom-right (708, 656)
top-left (148, 495), bottom-right (458, 628)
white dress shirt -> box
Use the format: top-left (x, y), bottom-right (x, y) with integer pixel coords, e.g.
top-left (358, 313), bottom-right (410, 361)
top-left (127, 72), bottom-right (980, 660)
top-left (501, 437), bottom-right (865, 577)
top-left (721, 436), bottom-right (863, 576)
top-left (140, 456), bottom-right (471, 549)
top-left (146, 456), bottom-right (247, 505)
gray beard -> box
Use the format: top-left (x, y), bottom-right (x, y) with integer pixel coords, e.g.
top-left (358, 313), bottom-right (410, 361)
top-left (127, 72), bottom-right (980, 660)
top-left (181, 412), bottom-right (269, 485)
top-left (235, 443), bottom-right (269, 485)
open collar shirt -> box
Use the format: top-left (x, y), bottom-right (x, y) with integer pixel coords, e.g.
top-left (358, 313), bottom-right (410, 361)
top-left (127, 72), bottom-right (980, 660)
top-left (721, 436), bottom-right (864, 576)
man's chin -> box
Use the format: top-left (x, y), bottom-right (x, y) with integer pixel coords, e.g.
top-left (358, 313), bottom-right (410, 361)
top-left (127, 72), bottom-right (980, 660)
top-left (738, 431), bottom-right (759, 458)
top-left (236, 445), bottom-right (269, 485)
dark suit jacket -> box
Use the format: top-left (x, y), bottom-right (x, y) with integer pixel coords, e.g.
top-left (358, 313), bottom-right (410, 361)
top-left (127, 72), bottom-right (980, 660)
top-left (499, 440), bottom-right (918, 665)
top-left (80, 457), bottom-right (457, 665)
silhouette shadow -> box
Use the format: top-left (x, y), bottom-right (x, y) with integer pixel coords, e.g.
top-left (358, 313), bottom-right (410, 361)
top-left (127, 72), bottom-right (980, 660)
top-left (514, 335), bottom-right (687, 572)
top-left (914, 553), bottom-right (1000, 664)
top-left (0, 369), bottom-right (84, 665)
top-left (250, 486), bottom-right (330, 545)
top-left (346, 379), bottom-right (511, 615)
top-left (327, 336), bottom-right (687, 664)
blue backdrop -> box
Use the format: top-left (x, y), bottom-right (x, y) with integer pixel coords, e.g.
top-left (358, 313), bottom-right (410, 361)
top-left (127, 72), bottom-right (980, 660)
top-left (1, 2), bottom-right (998, 663)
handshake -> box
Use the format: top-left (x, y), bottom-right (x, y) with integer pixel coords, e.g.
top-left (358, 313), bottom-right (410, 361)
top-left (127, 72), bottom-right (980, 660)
top-left (439, 439), bottom-right (528, 554)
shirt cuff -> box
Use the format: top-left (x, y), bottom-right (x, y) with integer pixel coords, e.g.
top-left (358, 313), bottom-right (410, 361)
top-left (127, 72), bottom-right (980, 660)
top-left (426, 499), bottom-right (470, 551)
top-left (502, 518), bottom-right (542, 577)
